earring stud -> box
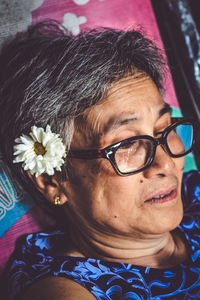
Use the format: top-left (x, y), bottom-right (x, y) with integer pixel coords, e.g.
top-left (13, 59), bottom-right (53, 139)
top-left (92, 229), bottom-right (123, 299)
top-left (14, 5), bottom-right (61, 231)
top-left (54, 195), bottom-right (61, 205)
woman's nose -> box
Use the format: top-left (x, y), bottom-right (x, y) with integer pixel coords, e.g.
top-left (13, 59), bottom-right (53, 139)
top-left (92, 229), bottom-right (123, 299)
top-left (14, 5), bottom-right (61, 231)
top-left (143, 143), bottom-right (176, 178)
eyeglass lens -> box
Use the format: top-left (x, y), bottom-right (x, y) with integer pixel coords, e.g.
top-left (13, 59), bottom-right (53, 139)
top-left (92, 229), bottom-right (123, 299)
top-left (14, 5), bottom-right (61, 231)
top-left (115, 123), bottom-right (194, 174)
top-left (167, 123), bottom-right (193, 155)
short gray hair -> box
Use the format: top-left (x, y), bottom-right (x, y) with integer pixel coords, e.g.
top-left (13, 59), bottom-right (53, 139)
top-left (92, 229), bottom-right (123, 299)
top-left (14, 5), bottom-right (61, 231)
top-left (0, 20), bottom-right (165, 200)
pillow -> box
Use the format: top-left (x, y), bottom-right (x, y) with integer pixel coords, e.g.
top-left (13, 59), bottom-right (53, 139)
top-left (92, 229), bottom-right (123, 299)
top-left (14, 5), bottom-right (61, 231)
top-left (0, 153), bottom-right (55, 273)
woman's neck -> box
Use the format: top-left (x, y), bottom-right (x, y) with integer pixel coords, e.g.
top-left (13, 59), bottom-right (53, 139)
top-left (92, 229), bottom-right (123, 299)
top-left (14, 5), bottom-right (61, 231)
top-left (65, 224), bottom-right (188, 269)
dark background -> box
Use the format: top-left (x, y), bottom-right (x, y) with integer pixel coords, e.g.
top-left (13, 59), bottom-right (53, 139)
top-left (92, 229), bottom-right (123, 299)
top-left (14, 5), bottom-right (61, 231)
top-left (151, 0), bottom-right (200, 167)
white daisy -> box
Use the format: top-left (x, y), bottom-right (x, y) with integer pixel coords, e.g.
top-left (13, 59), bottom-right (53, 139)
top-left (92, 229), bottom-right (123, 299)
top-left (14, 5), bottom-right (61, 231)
top-left (13, 125), bottom-right (66, 177)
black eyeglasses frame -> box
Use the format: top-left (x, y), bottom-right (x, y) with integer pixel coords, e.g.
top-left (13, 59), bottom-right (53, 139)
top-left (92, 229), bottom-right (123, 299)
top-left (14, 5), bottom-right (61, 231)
top-left (68, 117), bottom-right (197, 176)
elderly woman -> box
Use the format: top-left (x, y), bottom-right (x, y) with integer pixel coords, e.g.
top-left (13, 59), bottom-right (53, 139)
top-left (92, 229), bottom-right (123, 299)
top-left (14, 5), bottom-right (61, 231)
top-left (1, 21), bottom-right (200, 299)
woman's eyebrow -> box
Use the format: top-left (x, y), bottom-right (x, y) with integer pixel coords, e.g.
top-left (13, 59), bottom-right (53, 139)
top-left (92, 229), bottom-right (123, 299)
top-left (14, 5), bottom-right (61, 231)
top-left (159, 103), bottom-right (171, 117)
top-left (101, 103), bottom-right (171, 136)
top-left (102, 113), bottom-right (138, 135)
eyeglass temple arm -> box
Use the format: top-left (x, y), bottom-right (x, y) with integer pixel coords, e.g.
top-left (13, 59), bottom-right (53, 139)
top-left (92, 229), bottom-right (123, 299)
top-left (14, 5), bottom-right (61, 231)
top-left (68, 149), bottom-right (104, 159)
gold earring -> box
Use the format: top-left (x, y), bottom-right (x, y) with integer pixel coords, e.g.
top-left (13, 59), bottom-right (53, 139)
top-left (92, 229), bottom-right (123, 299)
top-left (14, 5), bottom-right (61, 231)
top-left (54, 195), bottom-right (61, 205)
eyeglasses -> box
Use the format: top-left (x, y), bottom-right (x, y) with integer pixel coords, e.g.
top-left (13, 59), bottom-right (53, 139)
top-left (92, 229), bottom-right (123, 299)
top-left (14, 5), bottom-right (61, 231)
top-left (69, 118), bottom-right (197, 176)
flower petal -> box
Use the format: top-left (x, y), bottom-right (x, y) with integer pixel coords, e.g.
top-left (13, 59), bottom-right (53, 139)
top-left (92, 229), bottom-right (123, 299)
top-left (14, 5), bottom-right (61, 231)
top-left (31, 126), bottom-right (44, 143)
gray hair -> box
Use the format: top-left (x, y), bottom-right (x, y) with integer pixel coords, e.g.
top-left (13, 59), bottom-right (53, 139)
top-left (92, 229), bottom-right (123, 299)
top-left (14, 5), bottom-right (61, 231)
top-left (0, 20), bottom-right (165, 216)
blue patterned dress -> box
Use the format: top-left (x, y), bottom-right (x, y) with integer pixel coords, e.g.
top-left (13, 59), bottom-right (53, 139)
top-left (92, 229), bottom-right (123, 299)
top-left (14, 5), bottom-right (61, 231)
top-left (7, 171), bottom-right (200, 299)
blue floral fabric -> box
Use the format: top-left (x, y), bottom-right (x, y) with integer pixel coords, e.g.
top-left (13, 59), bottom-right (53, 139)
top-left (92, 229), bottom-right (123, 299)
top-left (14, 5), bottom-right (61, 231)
top-left (7, 171), bottom-right (200, 299)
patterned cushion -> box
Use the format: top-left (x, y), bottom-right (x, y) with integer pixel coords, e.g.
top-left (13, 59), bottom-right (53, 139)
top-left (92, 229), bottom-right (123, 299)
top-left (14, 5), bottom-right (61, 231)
top-left (0, 153), bottom-right (34, 238)
top-left (0, 153), bottom-right (55, 273)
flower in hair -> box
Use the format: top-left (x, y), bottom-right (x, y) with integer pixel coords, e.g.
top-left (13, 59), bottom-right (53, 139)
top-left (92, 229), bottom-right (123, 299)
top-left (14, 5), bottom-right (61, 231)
top-left (13, 125), bottom-right (66, 177)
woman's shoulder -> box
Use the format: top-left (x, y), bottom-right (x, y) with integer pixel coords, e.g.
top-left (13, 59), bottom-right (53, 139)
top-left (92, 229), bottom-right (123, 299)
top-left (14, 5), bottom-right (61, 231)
top-left (179, 171), bottom-right (200, 263)
top-left (181, 170), bottom-right (200, 225)
top-left (6, 230), bottom-right (90, 300)
top-left (182, 170), bottom-right (200, 208)
top-left (21, 276), bottom-right (96, 300)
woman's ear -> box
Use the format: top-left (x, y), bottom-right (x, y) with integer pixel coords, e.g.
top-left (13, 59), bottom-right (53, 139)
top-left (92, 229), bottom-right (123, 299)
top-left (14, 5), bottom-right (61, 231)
top-left (26, 171), bottom-right (69, 206)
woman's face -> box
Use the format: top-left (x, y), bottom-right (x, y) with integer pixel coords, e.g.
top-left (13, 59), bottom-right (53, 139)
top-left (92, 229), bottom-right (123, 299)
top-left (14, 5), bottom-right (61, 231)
top-left (63, 75), bottom-right (184, 239)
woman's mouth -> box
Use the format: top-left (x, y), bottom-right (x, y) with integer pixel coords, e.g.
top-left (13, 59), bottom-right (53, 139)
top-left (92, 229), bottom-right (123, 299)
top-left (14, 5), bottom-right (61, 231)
top-left (145, 188), bottom-right (177, 204)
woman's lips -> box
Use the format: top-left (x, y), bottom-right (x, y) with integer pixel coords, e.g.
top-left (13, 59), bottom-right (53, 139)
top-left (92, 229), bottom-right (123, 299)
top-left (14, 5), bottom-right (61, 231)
top-left (145, 187), bottom-right (177, 204)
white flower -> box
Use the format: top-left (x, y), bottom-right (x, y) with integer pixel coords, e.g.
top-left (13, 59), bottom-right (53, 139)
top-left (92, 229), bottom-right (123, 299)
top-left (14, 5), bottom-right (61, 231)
top-left (13, 125), bottom-right (66, 177)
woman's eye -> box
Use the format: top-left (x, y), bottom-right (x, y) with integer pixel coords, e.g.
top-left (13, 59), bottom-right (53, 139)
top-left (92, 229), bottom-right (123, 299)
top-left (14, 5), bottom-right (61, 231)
top-left (154, 117), bottom-right (172, 137)
top-left (120, 140), bottom-right (136, 149)
top-left (154, 130), bottom-right (163, 137)
top-left (154, 123), bottom-right (171, 137)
